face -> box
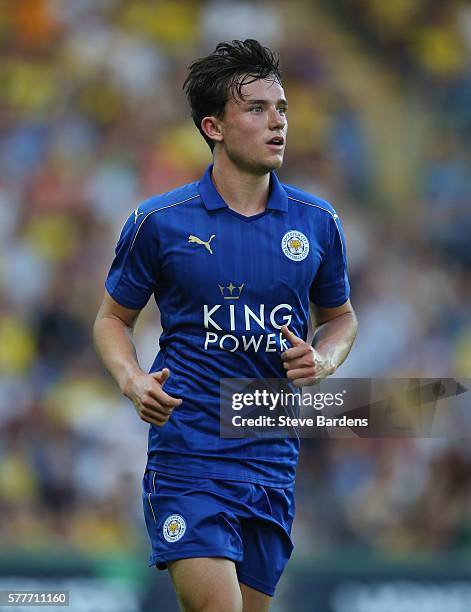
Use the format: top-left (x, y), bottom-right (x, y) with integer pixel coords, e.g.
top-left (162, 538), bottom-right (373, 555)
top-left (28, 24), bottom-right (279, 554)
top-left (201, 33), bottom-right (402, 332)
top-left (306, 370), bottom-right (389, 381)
top-left (207, 77), bottom-right (288, 174)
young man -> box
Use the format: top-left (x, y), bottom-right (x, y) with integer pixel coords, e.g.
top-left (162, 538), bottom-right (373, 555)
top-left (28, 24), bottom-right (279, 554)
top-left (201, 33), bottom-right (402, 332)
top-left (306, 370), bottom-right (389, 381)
top-left (94, 39), bottom-right (357, 612)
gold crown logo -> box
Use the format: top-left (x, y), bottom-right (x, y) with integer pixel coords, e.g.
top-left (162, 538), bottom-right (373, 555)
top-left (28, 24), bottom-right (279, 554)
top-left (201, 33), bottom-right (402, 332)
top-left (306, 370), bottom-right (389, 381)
top-left (218, 282), bottom-right (244, 300)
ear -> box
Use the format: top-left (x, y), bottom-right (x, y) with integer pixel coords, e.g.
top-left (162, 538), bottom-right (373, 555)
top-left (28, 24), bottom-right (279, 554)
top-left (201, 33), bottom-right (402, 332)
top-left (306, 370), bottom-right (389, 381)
top-left (201, 116), bottom-right (224, 145)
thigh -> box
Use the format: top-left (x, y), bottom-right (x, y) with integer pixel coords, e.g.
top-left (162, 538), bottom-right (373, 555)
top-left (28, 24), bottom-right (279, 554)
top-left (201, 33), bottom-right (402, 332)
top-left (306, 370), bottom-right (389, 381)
top-left (236, 485), bottom-right (295, 598)
top-left (142, 470), bottom-right (244, 569)
top-left (240, 582), bottom-right (271, 612)
top-left (236, 518), bottom-right (293, 598)
top-left (168, 557), bottom-right (242, 612)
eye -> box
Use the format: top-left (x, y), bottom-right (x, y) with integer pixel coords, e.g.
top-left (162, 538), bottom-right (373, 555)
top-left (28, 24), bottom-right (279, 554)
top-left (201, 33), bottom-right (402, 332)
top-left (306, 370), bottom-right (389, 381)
top-left (278, 107), bottom-right (288, 116)
top-left (250, 105), bottom-right (263, 113)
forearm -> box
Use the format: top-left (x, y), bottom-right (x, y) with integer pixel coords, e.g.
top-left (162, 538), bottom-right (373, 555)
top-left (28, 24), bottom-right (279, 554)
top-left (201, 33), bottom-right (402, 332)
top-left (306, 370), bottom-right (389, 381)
top-left (93, 315), bottom-right (144, 394)
top-left (312, 311), bottom-right (358, 371)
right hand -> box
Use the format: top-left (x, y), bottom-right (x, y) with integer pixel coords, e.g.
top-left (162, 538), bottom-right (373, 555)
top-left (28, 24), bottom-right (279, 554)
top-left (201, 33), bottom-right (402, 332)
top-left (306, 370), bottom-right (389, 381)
top-left (123, 368), bottom-right (182, 427)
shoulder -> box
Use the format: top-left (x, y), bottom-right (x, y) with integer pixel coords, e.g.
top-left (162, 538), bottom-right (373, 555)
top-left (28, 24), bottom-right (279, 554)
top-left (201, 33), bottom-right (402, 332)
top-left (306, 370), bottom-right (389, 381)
top-left (282, 183), bottom-right (340, 221)
top-left (134, 181), bottom-right (200, 221)
top-left (121, 181), bottom-right (200, 250)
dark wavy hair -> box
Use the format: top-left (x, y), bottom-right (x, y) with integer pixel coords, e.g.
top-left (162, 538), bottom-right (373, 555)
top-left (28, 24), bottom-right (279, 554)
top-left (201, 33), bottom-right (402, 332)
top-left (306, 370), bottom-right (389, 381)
top-left (183, 39), bottom-right (282, 150)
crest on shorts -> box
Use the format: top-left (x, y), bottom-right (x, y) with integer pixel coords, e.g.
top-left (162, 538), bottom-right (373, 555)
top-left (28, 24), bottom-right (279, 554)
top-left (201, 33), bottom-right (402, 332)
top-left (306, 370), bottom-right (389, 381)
top-left (163, 514), bottom-right (187, 542)
top-left (281, 230), bottom-right (310, 261)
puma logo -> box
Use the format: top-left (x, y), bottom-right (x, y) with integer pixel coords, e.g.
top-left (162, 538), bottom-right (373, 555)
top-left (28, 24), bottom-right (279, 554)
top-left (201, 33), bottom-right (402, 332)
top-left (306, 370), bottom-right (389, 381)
top-left (188, 234), bottom-right (216, 255)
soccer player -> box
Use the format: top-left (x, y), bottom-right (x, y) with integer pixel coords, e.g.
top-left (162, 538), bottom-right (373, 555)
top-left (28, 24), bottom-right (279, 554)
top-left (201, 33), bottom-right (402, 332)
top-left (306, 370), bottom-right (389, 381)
top-left (93, 39), bottom-right (357, 612)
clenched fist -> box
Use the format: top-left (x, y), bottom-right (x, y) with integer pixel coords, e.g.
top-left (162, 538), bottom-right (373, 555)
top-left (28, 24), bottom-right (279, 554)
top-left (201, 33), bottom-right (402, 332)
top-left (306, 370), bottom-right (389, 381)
top-left (281, 325), bottom-right (335, 387)
top-left (123, 368), bottom-right (182, 427)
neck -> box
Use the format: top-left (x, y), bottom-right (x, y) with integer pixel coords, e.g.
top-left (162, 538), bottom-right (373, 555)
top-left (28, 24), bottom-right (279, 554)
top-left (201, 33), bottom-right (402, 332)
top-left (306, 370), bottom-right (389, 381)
top-left (211, 156), bottom-right (271, 216)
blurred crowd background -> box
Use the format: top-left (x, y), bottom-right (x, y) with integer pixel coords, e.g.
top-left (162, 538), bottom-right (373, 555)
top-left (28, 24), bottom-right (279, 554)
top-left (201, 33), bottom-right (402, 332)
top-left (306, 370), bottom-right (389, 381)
top-left (0, 0), bottom-right (470, 590)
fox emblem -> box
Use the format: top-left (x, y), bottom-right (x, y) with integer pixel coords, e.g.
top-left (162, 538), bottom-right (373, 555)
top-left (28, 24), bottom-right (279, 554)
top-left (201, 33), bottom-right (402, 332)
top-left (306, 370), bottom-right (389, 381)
top-left (289, 238), bottom-right (302, 251)
top-left (188, 234), bottom-right (216, 254)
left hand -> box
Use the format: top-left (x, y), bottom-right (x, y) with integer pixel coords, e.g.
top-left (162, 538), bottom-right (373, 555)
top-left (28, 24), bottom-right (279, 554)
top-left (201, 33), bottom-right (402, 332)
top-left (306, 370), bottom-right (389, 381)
top-left (280, 325), bottom-right (335, 387)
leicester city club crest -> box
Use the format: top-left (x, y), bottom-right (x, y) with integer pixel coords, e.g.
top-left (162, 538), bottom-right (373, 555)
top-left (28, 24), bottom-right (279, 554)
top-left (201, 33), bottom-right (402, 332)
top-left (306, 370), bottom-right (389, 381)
top-left (281, 230), bottom-right (310, 261)
top-left (163, 514), bottom-right (187, 542)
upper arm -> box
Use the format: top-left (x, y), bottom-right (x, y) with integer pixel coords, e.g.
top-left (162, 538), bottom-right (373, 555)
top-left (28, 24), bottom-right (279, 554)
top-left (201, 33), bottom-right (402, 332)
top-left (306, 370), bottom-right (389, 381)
top-left (309, 214), bottom-right (350, 308)
top-left (310, 298), bottom-right (355, 326)
top-left (95, 290), bottom-right (143, 329)
top-left (105, 208), bottom-right (159, 310)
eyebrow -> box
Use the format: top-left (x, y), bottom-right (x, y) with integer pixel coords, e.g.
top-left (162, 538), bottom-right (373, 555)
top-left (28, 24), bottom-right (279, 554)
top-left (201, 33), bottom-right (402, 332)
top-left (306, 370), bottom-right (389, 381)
top-left (244, 98), bottom-right (288, 106)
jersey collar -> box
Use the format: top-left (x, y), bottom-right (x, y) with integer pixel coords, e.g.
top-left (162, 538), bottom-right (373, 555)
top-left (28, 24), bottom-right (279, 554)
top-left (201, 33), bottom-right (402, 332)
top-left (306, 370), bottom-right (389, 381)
top-left (198, 164), bottom-right (288, 212)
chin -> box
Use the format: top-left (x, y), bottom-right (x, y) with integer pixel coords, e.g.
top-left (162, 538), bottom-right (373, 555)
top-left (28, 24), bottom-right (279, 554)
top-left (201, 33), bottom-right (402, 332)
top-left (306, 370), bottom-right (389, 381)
top-left (264, 156), bottom-right (284, 171)
top-left (254, 152), bottom-right (284, 171)
top-left (230, 152), bottom-right (284, 174)
top-left (251, 161), bottom-right (282, 175)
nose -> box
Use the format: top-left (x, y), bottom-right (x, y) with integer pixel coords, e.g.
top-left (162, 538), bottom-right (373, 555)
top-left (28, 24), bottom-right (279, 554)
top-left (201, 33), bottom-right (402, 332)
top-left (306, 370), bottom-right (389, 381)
top-left (268, 106), bottom-right (286, 130)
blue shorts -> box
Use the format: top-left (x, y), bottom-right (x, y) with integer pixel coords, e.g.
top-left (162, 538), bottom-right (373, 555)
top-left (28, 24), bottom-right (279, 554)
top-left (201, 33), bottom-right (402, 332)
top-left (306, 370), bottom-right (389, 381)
top-left (142, 470), bottom-right (295, 597)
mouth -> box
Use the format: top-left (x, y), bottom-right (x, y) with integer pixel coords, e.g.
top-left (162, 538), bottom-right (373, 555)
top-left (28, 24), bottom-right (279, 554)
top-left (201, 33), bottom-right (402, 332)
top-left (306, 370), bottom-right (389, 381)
top-left (266, 135), bottom-right (285, 149)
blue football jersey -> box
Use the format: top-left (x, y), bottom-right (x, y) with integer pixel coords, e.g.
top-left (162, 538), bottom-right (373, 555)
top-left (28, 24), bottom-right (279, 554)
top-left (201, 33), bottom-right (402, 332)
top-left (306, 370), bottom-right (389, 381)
top-left (105, 164), bottom-right (350, 486)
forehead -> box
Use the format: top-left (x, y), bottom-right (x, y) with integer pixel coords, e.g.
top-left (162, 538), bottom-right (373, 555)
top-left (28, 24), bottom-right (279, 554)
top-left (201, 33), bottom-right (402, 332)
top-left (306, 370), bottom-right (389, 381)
top-left (230, 77), bottom-right (286, 104)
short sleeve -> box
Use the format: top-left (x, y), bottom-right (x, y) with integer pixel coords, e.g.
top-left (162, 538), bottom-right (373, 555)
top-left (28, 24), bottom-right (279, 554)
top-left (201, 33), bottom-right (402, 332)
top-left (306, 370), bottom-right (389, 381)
top-left (309, 214), bottom-right (350, 308)
top-left (105, 211), bottom-right (159, 309)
